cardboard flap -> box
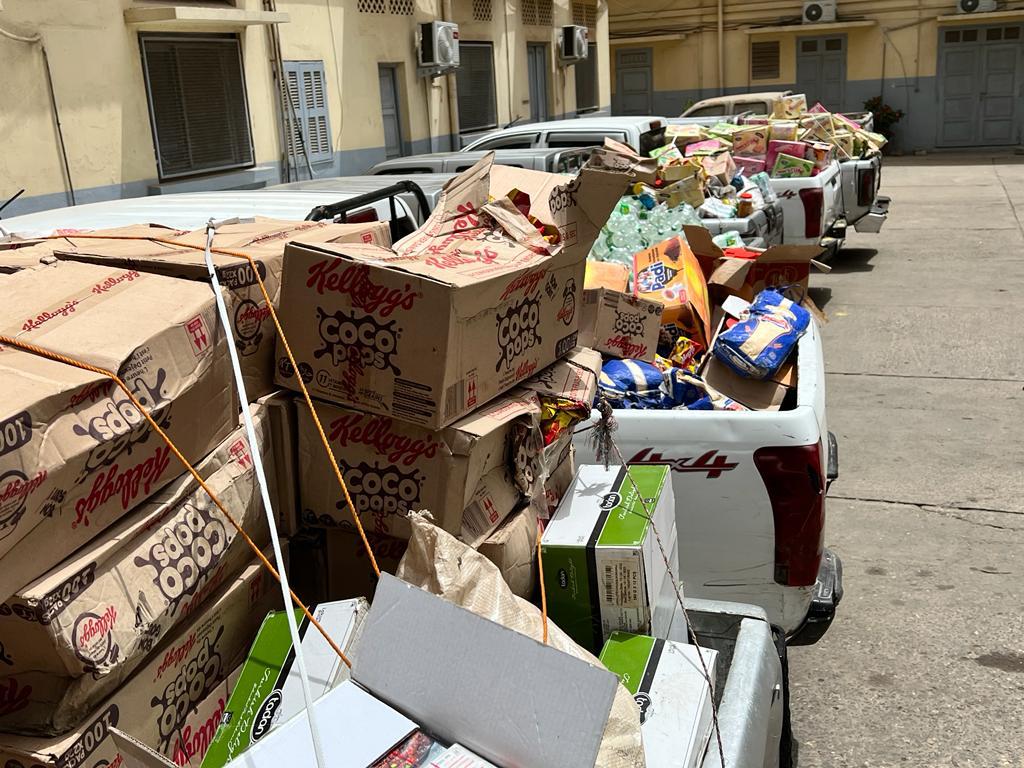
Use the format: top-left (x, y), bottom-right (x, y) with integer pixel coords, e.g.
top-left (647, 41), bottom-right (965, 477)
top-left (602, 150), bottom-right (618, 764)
top-left (354, 574), bottom-right (618, 768)
top-left (109, 728), bottom-right (176, 768)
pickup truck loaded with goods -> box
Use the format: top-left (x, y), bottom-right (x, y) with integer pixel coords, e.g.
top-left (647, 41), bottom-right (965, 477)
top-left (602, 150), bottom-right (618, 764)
top-left (0, 140), bottom-right (854, 767)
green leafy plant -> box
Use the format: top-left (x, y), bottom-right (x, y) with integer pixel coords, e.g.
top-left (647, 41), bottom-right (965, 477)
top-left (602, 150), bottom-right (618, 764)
top-left (864, 96), bottom-right (904, 139)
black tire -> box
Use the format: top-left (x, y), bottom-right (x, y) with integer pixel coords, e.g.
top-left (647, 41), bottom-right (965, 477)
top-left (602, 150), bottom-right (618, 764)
top-left (772, 625), bottom-right (796, 768)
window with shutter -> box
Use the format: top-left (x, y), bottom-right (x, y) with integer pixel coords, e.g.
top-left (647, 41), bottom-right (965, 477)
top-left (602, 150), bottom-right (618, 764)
top-left (283, 60), bottom-right (334, 164)
top-left (750, 40), bottom-right (781, 80)
top-left (574, 43), bottom-right (598, 113)
top-left (140, 34), bottom-right (254, 180)
top-left (456, 42), bottom-right (498, 133)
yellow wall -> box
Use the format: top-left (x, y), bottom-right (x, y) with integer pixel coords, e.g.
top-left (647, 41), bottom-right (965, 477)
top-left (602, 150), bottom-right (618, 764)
top-left (0, 0), bottom-right (611, 215)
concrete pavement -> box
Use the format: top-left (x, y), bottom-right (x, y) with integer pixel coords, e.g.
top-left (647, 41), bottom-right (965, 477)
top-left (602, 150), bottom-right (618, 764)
top-left (790, 157), bottom-right (1024, 766)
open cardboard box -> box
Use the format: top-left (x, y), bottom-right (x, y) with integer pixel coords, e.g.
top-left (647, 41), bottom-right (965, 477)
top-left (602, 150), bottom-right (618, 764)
top-left (113, 574), bottom-right (620, 768)
top-left (683, 224), bottom-right (829, 305)
top-left (701, 295), bottom-right (798, 411)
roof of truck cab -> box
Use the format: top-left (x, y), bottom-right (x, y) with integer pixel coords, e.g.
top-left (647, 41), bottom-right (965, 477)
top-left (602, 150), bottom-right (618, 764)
top-left (463, 116), bottom-right (666, 146)
top-left (684, 91), bottom-right (792, 112)
top-left (0, 190), bottom-right (415, 238)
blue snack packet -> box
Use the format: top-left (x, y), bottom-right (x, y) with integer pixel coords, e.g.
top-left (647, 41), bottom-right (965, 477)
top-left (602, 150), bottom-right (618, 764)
top-left (713, 289), bottom-right (810, 379)
top-left (598, 359), bottom-right (667, 409)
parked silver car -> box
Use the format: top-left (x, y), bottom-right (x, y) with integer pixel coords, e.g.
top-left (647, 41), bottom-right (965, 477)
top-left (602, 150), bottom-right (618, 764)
top-left (369, 147), bottom-right (592, 176)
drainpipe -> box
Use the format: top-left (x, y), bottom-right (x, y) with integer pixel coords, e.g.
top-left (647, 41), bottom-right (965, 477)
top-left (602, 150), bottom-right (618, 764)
top-left (717, 0), bottom-right (724, 96)
top-left (1, 24), bottom-right (76, 206)
top-left (442, 0), bottom-right (459, 149)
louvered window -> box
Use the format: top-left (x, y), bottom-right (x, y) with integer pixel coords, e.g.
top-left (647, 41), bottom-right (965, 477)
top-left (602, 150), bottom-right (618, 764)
top-left (140, 34), bottom-right (254, 180)
top-left (751, 41), bottom-right (781, 80)
top-left (457, 42), bottom-right (498, 133)
top-left (283, 61), bottom-right (333, 164)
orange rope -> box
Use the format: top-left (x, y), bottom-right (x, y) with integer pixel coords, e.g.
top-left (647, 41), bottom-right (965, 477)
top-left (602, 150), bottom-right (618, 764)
top-left (44, 232), bottom-right (381, 578)
top-left (0, 333), bottom-right (353, 668)
top-left (536, 524), bottom-right (548, 645)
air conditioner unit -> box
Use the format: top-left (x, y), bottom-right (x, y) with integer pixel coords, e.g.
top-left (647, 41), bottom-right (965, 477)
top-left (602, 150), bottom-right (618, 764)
top-left (419, 21), bottom-right (460, 70)
top-left (957, 0), bottom-right (997, 13)
top-left (559, 25), bottom-right (589, 63)
top-left (802, 0), bottom-right (837, 23)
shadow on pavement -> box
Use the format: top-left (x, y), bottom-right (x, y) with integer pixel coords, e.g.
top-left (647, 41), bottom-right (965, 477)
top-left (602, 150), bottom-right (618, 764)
top-left (827, 247), bottom-right (877, 274)
top-left (808, 286), bottom-right (832, 310)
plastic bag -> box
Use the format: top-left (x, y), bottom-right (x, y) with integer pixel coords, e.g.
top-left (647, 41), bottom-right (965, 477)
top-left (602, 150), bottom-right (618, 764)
top-left (713, 288), bottom-right (810, 379)
top-left (598, 359), bottom-right (666, 409)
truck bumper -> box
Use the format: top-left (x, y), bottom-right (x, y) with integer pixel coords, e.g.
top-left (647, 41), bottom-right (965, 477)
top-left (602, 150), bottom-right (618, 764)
top-left (853, 195), bottom-right (891, 233)
top-left (787, 548), bottom-right (844, 646)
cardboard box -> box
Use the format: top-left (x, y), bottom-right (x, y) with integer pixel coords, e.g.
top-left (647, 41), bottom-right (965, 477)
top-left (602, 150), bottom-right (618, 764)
top-left (297, 347), bottom-right (599, 542)
top-left (768, 121), bottom-right (800, 142)
top-left (202, 598), bottom-right (368, 768)
top-left (580, 288), bottom-right (663, 362)
top-left (0, 259), bottom-right (236, 604)
top-left (765, 139), bottom-right (808, 172)
top-left (477, 500), bottom-right (540, 598)
top-left (0, 404), bottom-right (277, 732)
top-left (122, 573), bottom-right (622, 768)
top-left (700, 151), bottom-right (737, 185)
top-left (256, 391), bottom-right (301, 536)
top-left (584, 260), bottom-right (629, 292)
top-left (586, 140), bottom-right (658, 186)
top-left (703, 354), bottom-right (796, 411)
top-left (684, 225), bottom-right (825, 303)
top-left (772, 153), bottom-right (815, 179)
top-left (633, 236), bottom-right (712, 347)
top-left (665, 123), bottom-right (705, 145)
top-left (656, 174), bottom-right (706, 209)
top-left (806, 140), bottom-right (835, 169)
top-left (541, 464), bottom-right (678, 654)
top-left (772, 93), bottom-right (808, 119)
top-left (599, 632), bottom-right (718, 768)
top-left (0, 560), bottom-right (275, 755)
top-left (733, 156), bottom-right (767, 176)
top-left (731, 125), bottom-right (769, 157)
top-left (170, 664), bottom-right (242, 767)
top-left (296, 387), bottom-right (542, 543)
top-left (53, 218), bottom-right (391, 401)
top-left (0, 225), bottom-right (186, 274)
top-left (274, 156), bottom-right (628, 428)
top-left (683, 139), bottom-right (726, 157)
top-left (542, 437), bottom-right (576, 518)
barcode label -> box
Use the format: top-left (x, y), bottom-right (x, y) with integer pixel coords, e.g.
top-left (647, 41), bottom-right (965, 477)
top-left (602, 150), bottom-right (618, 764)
top-left (393, 378), bottom-right (435, 422)
top-left (603, 564), bottom-right (614, 603)
top-left (444, 379), bottom-right (466, 421)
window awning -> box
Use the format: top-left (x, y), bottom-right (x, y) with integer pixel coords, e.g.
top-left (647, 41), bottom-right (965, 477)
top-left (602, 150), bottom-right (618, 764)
top-left (124, 5), bottom-right (289, 30)
top-left (743, 20), bottom-right (876, 35)
top-left (937, 10), bottom-right (1024, 24)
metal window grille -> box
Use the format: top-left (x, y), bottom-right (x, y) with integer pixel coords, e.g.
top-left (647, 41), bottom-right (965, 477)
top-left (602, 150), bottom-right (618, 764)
top-left (521, 0), bottom-right (537, 26)
top-left (283, 61), bottom-right (333, 164)
top-left (140, 34), bottom-right (254, 180)
top-left (456, 42), bottom-right (498, 132)
top-left (390, 0), bottom-right (413, 14)
top-left (357, 0), bottom-right (387, 12)
top-left (537, 0), bottom-right (552, 26)
top-left (751, 40), bottom-right (780, 80)
top-left (472, 0), bottom-right (492, 22)
top-left (575, 43), bottom-right (598, 112)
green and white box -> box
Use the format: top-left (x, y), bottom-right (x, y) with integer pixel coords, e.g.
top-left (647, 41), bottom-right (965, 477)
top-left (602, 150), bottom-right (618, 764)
top-left (599, 632), bottom-right (718, 768)
top-left (202, 598), bottom-right (369, 768)
top-left (541, 464), bottom-right (677, 653)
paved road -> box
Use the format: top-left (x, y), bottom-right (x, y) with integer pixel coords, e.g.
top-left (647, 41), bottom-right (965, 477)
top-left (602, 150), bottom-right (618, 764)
top-left (789, 156), bottom-right (1024, 767)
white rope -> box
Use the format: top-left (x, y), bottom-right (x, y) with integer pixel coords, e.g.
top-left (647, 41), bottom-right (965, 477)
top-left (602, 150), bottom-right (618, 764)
top-left (203, 220), bottom-right (328, 768)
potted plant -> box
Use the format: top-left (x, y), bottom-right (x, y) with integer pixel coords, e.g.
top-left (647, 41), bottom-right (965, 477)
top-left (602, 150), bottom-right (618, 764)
top-left (864, 96), bottom-right (905, 142)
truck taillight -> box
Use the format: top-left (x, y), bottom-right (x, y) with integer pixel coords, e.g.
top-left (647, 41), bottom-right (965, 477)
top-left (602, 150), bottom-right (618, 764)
top-left (799, 188), bottom-right (824, 240)
top-left (857, 167), bottom-right (877, 207)
top-left (754, 443), bottom-right (825, 587)
top-left (344, 207), bottom-right (379, 224)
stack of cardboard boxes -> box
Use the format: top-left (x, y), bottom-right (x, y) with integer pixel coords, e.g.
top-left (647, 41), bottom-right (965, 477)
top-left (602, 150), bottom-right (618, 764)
top-left (270, 156), bottom-right (628, 603)
top-left (0, 219), bottom-right (396, 766)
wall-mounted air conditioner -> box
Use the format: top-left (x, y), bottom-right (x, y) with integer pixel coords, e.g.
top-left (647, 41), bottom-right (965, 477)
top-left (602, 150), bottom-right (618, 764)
top-left (957, 0), bottom-right (998, 13)
top-left (802, 0), bottom-right (837, 23)
top-left (419, 21), bottom-right (460, 70)
top-left (559, 25), bottom-right (589, 64)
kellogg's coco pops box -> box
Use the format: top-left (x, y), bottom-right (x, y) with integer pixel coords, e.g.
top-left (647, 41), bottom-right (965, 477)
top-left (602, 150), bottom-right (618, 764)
top-left (0, 560), bottom-right (273, 739)
top-left (0, 260), bottom-right (236, 605)
top-left (0, 404), bottom-right (278, 734)
top-left (275, 155), bottom-right (629, 429)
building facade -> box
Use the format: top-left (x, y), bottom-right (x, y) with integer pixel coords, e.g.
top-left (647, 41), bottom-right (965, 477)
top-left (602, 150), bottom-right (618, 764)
top-left (0, 0), bottom-right (611, 217)
top-left (609, 0), bottom-right (1024, 152)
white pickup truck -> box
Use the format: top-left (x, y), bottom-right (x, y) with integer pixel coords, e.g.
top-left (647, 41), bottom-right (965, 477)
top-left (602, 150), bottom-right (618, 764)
top-left (575, 316), bottom-right (842, 645)
top-left (0, 186), bottom-right (798, 768)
